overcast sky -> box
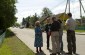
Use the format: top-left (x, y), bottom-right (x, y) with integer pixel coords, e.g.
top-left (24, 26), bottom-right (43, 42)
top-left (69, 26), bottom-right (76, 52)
top-left (15, 0), bottom-right (85, 23)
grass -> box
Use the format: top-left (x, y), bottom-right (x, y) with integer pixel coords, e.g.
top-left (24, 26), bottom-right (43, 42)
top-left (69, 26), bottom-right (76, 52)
top-left (64, 30), bottom-right (85, 32)
top-left (75, 30), bottom-right (85, 32)
top-left (0, 29), bottom-right (34, 55)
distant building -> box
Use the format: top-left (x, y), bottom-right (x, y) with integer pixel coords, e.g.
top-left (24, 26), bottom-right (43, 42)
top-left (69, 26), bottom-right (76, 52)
top-left (41, 13), bottom-right (68, 23)
top-left (76, 18), bottom-right (85, 26)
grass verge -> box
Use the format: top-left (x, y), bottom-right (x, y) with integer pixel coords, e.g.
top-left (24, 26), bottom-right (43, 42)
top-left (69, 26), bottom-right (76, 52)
top-left (64, 30), bottom-right (85, 32)
top-left (75, 30), bottom-right (85, 32)
top-left (0, 29), bottom-right (34, 55)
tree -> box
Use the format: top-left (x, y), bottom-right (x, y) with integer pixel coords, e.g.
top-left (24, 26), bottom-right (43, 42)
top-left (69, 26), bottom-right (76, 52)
top-left (29, 13), bottom-right (39, 26)
top-left (22, 18), bottom-right (26, 25)
top-left (41, 7), bottom-right (53, 18)
top-left (82, 16), bottom-right (85, 26)
top-left (40, 7), bottom-right (53, 23)
top-left (0, 0), bottom-right (17, 29)
top-left (40, 7), bottom-right (53, 26)
top-left (14, 22), bottom-right (20, 27)
top-left (25, 16), bottom-right (30, 28)
top-left (82, 16), bottom-right (85, 19)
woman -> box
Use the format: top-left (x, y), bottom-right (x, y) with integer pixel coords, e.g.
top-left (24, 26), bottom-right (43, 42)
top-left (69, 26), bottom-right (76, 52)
top-left (34, 21), bottom-right (43, 53)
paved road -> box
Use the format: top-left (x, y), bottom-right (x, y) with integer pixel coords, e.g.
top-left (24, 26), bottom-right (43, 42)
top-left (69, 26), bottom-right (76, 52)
top-left (10, 28), bottom-right (85, 55)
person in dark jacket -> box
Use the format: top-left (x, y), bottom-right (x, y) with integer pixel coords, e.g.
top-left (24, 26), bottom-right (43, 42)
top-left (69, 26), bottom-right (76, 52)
top-left (50, 17), bottom-right (61, 55)
top-left (45, 18), bottom-right (51, 49)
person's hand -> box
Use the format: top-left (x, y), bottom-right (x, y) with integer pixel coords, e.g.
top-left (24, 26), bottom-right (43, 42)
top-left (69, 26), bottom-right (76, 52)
top-left (41, 29), bottom-right (44, 32)
top-left (48, 32), bottom-right (51, 36)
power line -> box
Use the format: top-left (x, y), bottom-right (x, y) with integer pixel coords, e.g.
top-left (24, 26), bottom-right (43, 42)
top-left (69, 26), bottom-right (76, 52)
top-left (51, 0), bottom-right (66, 11)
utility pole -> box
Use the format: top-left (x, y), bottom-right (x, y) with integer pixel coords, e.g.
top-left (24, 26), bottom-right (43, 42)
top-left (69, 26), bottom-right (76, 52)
top-left (79, 0), bottom-right (82, 26)
top-left (68, 0), bottom-right (70, 13)
top-left (79, 0), bottom-right (85, 26)
top-left (80, 0), bottom-right (85, 13)
top-left (65, 0), bottom-right (68, 13)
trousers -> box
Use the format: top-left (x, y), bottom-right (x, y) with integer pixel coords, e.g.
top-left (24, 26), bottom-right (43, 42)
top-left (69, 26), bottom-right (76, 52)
top-left (51, 31), bottom-right (60, 53)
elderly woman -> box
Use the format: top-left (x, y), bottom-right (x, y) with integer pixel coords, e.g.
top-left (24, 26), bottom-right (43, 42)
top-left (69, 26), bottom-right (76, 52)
top-left (34, 21), bottom-right (43, 53)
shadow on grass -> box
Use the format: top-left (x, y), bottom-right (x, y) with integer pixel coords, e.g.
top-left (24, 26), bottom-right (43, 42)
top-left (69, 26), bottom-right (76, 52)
top-left (35, 51), bottom-right (46, 55)
top-left (5, 29), bottom-right (15, 38)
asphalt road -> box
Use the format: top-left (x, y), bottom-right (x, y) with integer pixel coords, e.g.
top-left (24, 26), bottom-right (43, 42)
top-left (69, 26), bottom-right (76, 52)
top-left (10, 27), bottom-right (85, 55)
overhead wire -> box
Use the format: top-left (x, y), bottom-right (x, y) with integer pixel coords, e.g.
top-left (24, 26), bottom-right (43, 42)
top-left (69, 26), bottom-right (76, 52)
top-left (51, 0), bottom-right (66, 11)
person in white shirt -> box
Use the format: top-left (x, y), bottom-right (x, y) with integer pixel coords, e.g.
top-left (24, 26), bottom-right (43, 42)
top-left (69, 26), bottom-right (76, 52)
top-left (65, 13), bottom-right (76, 55)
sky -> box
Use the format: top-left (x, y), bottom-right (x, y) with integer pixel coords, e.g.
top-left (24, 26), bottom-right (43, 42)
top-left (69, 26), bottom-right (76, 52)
top-left (15, 0), bottom-right (85, 23)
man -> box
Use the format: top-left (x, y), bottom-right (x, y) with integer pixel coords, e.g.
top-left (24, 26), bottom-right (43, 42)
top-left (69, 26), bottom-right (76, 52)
top-left (65, 13), bottom-right (76, 55)
top-left (50, 17), bottom-right (61, 55)
top-left (45, 18), bottom-right (51, 49)
top-left (58, 19), bottom-right (63, 53)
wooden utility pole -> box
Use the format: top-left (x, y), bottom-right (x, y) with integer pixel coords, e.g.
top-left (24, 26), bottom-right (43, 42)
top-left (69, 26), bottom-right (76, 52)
top-left (79, 0), bottom-right (85, 26)
top-left (65, 0), bottom-right (68, 13)
top-left (63, 0), bottom-right (68, 23)
top-left (68, 0), bottom-right (70, 13)
top-left (80, 0), bottom-right (85, 13)
top-left (79, 0), bottom-right (82, 25)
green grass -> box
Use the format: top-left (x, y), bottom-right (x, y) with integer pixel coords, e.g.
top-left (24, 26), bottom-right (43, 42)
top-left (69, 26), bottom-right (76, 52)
top-left (75, 30), bottom-right (85, 32)
top-left (64, 30), bottom-right (85, 32)
top-left (0, 29), bottom-right (34, 55)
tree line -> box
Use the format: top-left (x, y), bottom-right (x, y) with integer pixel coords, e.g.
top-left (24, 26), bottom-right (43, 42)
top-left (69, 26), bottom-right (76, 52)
top-left (21, 7), bottom-right (53, 28)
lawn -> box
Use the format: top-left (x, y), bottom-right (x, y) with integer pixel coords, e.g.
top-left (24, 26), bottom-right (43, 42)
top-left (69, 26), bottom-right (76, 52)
top-left (75, 30), bottom-right (85, 32)
top-left (0, 29), bottom-right (34, 55)
top-left (64, 30), bottom-right (85, 32)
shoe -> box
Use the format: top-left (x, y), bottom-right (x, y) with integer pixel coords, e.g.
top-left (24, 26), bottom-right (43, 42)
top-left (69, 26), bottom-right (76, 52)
top-left (39, 49), bottom-right (43, 52)
top-left (57, 52), bottom-right (60, 55)
top-left (73, 53), bottom-right (79, 55)
top-left (66, 52), bottom-right (72, 55)
top-left (47, 47), bottom-right (49, 50)
top-left (50, 53), bottom-right (56, 55)
top-left (36, 50), bottom-right (39, 53)
top-left (60, 51), bottom-right (65, 54)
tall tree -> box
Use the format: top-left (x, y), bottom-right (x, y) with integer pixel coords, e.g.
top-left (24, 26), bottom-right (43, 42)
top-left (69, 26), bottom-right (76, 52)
top-left (22, 18), bottom-right (26, 25)
top-left (41, 7), bottom-right (53, 18)
top-left (0, 0), bottom-right (17, 29)
top-left (25, 16), bottom-right (30, 28)
top-left (29, 13), bottom-right (39, 26)
top-left (40, 7), bottom-right (53, 23)
top-left (40, 7), bottom-right (53, 26)
top-left (82, 16), bottom-right (85, 19)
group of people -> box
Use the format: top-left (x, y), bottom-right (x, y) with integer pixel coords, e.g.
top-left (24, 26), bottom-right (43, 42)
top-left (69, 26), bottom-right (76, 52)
top-left (34, 13), bottom-right (76, 55)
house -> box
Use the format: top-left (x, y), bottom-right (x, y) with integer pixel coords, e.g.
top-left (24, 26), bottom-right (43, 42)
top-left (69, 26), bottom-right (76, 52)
top-left (40, 13), bottom-right (68, 23)
top-left (76, 18), bottom-right (85, 26)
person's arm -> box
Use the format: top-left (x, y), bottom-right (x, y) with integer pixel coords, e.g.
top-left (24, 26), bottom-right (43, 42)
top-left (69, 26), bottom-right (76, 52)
top-left (45, 24), bottom-right (48, 32)
top-left (65, 19), bottom-right (70, 30)
top-left (65, 19), bottom-right (70, 26)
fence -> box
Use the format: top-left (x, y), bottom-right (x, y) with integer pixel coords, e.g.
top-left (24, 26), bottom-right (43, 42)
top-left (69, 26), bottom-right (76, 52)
top-left (76, 26), bottom-right (85, 30)
top-left (0, 32), bottom-right (6, 46)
